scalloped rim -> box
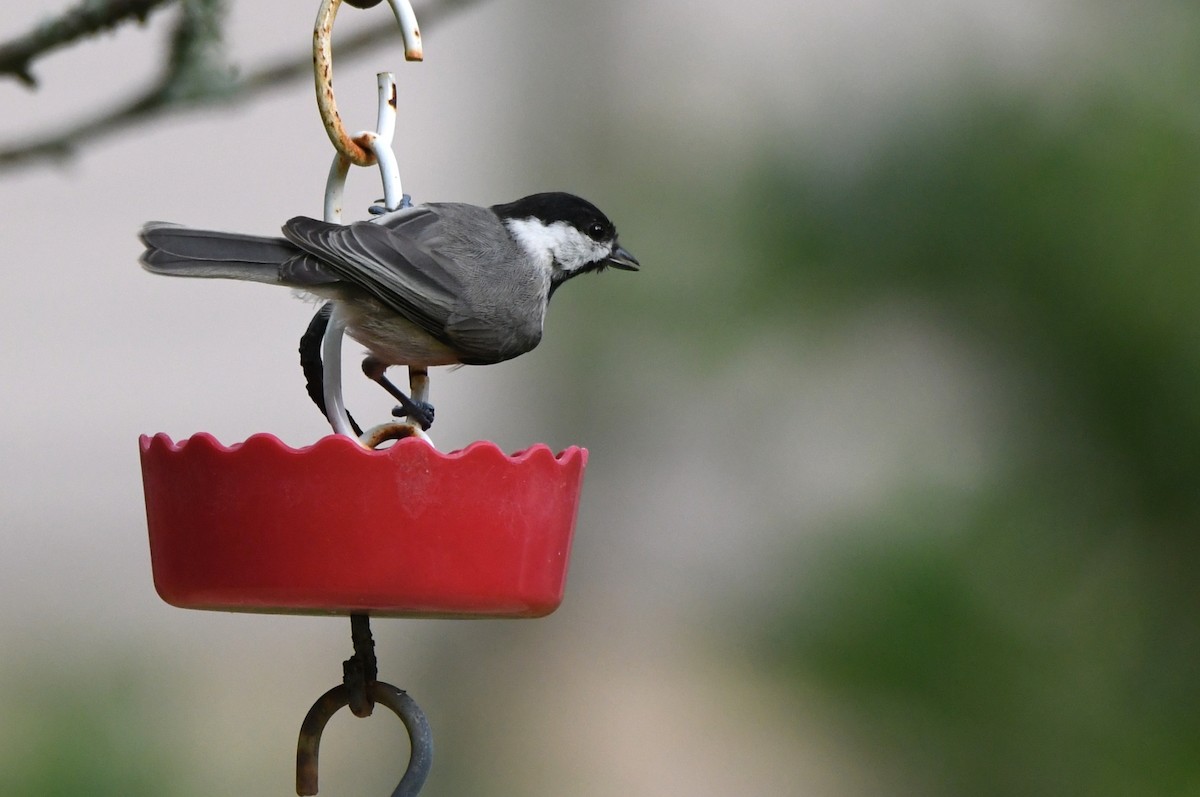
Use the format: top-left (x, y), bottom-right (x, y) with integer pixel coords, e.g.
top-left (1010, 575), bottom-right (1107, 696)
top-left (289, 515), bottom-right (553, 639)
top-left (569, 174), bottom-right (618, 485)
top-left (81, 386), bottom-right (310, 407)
top-left (139, 432), bottom-right (586, 465)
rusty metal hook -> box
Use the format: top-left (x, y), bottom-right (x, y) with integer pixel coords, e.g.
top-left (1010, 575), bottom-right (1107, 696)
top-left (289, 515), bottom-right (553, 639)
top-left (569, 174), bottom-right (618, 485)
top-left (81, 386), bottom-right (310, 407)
top-left (314, 0), bottom-right (422, 167)
top-left (296, 681), bottom-right (434, 796)
top-left (297, 615), bottom-right (433, 796)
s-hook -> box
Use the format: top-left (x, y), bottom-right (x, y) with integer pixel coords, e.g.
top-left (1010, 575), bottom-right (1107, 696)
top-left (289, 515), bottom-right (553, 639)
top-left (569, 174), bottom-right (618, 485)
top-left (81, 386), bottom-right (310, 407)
top-left (297, 614), bottom-right (434, 797)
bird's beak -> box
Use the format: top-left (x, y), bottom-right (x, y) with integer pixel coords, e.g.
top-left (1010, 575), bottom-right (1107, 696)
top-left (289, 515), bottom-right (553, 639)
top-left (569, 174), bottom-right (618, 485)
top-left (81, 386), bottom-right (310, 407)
top-left (605, 244), bottom-right (640, 271)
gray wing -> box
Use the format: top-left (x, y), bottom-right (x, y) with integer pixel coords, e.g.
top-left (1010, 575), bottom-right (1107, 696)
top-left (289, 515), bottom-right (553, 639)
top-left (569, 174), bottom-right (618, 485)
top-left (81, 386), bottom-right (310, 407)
top-left (280, 206), bottom-right (468, 345)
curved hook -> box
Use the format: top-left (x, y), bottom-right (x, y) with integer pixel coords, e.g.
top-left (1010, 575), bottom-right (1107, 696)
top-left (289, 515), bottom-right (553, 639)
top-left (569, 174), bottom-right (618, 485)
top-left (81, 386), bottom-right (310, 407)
top-left (319, 302), bottom-right (355, 438)
top-left (314, 0), bottom-right (422, 167)
top-left (297, 681), bottom-right (434, 797)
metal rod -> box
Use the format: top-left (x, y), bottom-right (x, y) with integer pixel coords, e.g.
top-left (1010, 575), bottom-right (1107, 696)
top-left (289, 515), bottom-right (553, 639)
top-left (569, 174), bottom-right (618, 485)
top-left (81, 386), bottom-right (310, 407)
top-left (344, 613), bottom-right (378, 718)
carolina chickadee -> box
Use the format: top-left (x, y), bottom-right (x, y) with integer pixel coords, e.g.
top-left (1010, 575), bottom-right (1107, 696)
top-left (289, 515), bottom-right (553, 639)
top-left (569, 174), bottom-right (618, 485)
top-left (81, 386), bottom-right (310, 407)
top-left (139, 192), bottom-right (639, 430)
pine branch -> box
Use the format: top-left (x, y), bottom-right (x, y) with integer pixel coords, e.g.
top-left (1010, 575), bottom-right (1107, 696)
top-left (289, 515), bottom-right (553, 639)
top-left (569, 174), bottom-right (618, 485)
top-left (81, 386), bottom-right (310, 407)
top-left (0, 0), bottom-right (180, 87)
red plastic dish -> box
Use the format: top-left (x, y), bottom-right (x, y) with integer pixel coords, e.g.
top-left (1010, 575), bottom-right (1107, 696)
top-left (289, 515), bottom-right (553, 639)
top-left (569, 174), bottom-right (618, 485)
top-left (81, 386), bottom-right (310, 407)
top-left (139, 433), bottom-right (587, 618)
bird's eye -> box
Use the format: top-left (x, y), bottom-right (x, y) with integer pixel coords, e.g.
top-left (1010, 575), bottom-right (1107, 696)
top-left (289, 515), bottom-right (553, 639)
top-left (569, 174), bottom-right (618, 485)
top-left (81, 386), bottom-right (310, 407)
top-left (586, 222), bottom-right (606, 241)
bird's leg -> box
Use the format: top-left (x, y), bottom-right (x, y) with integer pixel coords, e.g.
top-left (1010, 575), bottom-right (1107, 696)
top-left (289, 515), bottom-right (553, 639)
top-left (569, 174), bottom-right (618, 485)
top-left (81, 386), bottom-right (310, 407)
top-left (362, 357), bottom-right (435, 430)
top-left (408, 366), bottom-right (430, 410)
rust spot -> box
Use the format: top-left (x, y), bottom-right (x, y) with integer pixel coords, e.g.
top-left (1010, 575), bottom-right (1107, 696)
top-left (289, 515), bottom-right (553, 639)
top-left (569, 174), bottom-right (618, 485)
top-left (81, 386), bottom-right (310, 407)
top-left (389, 84), bottom-right (398, 108)
top-left (361, 422), bottom-right (419, 449)
top-left (349, 133), bottom-right (377, 166)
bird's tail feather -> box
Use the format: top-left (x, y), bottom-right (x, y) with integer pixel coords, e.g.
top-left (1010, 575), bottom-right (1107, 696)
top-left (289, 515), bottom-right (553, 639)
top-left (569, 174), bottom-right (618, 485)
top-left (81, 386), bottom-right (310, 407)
top-left (139, 222), bottom-right (295, 284)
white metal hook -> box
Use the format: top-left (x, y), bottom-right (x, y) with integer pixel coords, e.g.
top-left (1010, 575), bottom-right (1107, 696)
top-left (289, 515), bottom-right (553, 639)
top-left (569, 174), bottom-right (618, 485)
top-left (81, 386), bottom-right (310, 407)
top-left (323, 72), bottom-right (402, 223)
top-left (320, 302), bottom-right (356, 439)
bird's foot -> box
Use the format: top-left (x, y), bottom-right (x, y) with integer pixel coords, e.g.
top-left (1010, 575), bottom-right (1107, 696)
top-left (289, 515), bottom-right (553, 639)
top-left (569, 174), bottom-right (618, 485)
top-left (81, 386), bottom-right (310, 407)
top-left (392, 400), bottom-right (434, 430)
top-left (367, 194), bottom-right (413, 216)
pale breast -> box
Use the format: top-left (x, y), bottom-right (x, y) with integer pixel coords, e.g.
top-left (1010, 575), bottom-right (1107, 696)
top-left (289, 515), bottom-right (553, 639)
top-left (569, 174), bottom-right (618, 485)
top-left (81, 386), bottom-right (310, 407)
top-left (338, 296), bottom-right (462, 367)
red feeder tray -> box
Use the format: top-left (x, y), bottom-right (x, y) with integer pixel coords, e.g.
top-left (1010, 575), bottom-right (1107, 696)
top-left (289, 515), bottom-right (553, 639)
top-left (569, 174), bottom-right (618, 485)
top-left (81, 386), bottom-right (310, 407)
top-left (139, 433), bottom-right (587, 618)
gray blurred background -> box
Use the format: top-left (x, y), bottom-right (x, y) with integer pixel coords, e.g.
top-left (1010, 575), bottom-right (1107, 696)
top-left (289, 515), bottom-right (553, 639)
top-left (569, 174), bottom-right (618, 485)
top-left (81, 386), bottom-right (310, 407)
top-left (4, 0), bottom-right (1200, 794)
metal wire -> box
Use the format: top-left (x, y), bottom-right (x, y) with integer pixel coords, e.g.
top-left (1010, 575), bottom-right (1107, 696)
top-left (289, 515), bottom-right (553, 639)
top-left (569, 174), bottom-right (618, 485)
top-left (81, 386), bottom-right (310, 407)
top-left (344, 613), bottom-right (378, 718)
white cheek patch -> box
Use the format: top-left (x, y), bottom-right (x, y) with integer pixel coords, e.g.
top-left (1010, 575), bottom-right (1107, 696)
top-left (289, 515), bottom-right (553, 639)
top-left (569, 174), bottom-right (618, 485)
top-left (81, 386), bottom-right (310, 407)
top-left (506, 218), bottom-right (610, 275)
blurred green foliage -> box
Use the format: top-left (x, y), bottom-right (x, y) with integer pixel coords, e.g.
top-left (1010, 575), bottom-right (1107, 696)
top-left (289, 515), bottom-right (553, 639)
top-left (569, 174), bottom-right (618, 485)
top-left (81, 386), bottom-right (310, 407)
top-left (3, 662), bottom-right (191, 796)
top-left (751, 91), bottom-right (1200, 518)
top-left (755, 51), bottom-right (1200, 797)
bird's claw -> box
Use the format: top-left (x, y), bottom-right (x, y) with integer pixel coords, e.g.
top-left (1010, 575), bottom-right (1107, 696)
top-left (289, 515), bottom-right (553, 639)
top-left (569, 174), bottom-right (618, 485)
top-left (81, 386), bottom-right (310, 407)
top-left (392, 400), bottom-right (434, 430)
top-left (368, 194), bottom-right (413, 216)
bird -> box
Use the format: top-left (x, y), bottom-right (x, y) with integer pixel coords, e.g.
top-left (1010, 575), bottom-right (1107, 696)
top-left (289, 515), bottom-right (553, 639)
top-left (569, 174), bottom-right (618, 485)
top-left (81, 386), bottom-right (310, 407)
top-left (139, 192), bottom-right (639, 432)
